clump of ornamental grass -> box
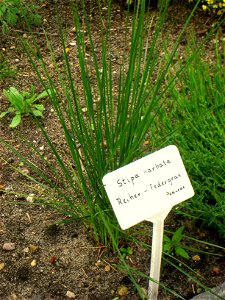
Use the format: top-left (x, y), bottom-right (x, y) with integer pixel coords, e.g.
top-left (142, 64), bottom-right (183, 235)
top-left (150, 32), bottom-right (225, 239)
top-left (2, 0), bottom-right (188, 250)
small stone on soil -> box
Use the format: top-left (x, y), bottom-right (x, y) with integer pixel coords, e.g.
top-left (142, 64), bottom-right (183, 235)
top-left (104, 265), bottom-right (111, 272)
top-left (66, 291), bottom-right (75, 298)
top-left (31, 259), bottom-right (37, 267)
top-left (26, 193), bottom-right (35, 203)
top-left (2, 242), bottom-right (16, 251)
top-left (10, 293), bottom-right (18, 300)
top-left (118, 286), bottom-right (128, 296)
top-left (192, 254), bottom-right (201, 261)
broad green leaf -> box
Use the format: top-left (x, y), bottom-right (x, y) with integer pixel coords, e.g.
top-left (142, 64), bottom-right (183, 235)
top-left (35, 89), bottom-right (52, 101)
top-left (0, 107), bottom-right (16, 118)
top-left (26, 94), bottom-right (37, 105)
top-left (163, 243), bottom-right (171, 252)
top-left (10, 114), bottom-right (21, 128)
top-left (3, 88), bottom-right (24, 111)
top-left (163, 235), bottom-right (171, 243)
top-left (5, 11), bottom-right (18, 26)
top-left (0, 111), bottom-right (9, 118)
top-left (31, 109), bottom-right (43, 117)
top-left (32, 104), bottom-right (45, 111)
top-left (7, 106), bottom-right (15, 113)
top-left (175, 247), bottom-right (189, 259)
top-left (172, 226), bottom-right (185, 244)
top-left (22, 91), bottom-right (31, 98)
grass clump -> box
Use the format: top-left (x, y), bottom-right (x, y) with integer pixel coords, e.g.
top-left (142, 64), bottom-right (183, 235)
top-left (151, 35), bottom-right (225, 238)
top-left (8, 0), bottom-right (184, 249)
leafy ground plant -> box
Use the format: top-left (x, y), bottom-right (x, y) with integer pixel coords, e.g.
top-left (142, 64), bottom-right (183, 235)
top-left (0, 0), bottom-right (42, 34)
top-left (163, 226), bottom-right (189, 259)
top-left (0, 86), bottom-right (51, 127)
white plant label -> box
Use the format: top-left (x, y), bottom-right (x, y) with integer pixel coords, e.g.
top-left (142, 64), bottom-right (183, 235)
top-left (103, 145), bottom-right (194, 230)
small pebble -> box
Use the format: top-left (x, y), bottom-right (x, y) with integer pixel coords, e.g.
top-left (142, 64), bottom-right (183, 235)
top-left (192, 255), bottom-right (201, 261)
top-left (95, 260), bottom-right (102, 267)
top-left (66, 291), bottom-right (75, 299)
top-left (23, 247), bottom-right (29, 254)
top-left (104, 265), bottom-right (111, 272)
top-left (26, 193), bottom-right (35, 203)
top-left (2, 242), bottom-right (16, 251)
top-left (31, 259), bottom-right (37, 267)
top-left (118, 286), bottom-right (128, 296)
top-left (10, 293), bottom-right (17, 300)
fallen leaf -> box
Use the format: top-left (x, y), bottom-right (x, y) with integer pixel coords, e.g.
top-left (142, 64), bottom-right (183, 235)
top-left (211, 267), bottom-right (221, 275)
top-left (50, 256), bottom-right (56, 264)
top-left (29, 244), bottom-right (39, 253)
top-left (0, 263), bottom-right (5, 270)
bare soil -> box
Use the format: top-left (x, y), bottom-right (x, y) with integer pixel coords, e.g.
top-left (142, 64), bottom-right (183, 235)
top-left (0, 1), bottom-right (225, 299)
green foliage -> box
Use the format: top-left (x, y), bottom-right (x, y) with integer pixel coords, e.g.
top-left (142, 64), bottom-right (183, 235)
top-left (0, 86), bottom-right (51, 127)
top-left (0, 61), bottom-right (17, 79)
top-left (188, 0), bottom-right (225, 15)
top-left (151, 35), bottom-right (225, 238)
top-left (0, 51), bottom-right (17, 79)
top-left (120, 246), bottom-right (133, 258)
top-left (0, 0), bottom-right (42, 33)
top-left (10, 0), bottom-right (183, 249)
top-left (163, 226), bottom-right (190, 259)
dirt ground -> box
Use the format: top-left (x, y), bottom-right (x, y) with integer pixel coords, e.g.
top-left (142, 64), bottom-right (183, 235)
top-left (0, 1), bottom-right (225, 299)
